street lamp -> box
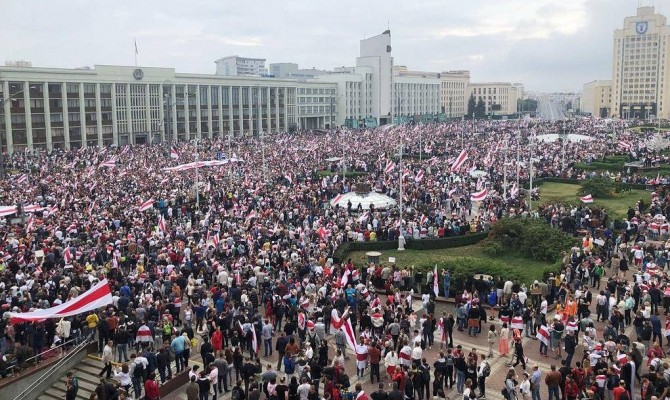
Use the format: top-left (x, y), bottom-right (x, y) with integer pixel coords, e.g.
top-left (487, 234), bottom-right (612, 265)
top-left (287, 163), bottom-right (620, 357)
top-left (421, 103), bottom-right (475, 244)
top-left (0, 85), bottom-right (37, 177)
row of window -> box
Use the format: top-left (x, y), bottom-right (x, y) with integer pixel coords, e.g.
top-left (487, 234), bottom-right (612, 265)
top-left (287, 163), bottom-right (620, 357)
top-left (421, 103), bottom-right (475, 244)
top-left (297, 88), bottom-right (335, 95)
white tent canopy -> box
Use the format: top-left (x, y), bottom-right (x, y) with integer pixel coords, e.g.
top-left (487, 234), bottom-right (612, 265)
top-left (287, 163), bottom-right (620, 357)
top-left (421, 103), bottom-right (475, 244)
top-left (330, 191), bottom-right (397, 210)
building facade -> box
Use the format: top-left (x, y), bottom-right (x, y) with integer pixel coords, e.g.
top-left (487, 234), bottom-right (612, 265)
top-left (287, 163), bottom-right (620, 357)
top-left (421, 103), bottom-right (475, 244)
top-left (392, 67), bottom-right (441, 120)
top-left (215, 56), bottom-right (268, 77)
top-left (468, 82), bottom-right (523, 116)
top-left (440, 70), bottom-right (470, 118)
top-left (0, 65), bottom-right (300, 152)
top-left (611, 6), bottom-right (670, 119)
top-left (296, 81), bottom-right (338, 129)
top-left (356, 30), bottom-right (393, 125)
top-left (581, 80), bottom-right (612, 117)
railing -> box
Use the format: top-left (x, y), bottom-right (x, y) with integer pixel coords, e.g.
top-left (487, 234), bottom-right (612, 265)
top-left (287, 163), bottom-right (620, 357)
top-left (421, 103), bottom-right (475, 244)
top-left (13, 337), bottom-right (92, 400)
top-left (3, 337), bottom-right (80, 377)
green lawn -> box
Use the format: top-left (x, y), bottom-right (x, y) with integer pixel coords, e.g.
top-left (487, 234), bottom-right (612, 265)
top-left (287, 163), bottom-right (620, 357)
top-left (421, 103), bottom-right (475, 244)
top-left (539, 182), bottom-right (651, 220)
top-left (347, 243), bottom-right (556, 283)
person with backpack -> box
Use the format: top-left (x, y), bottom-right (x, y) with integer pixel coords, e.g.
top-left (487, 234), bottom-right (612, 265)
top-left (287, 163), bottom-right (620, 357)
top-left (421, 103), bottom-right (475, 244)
top-left (130, 352), bottom-right (148, 400)
top-left (65, 371), bottom-right (79, 400)
top-left (478, 355), bottom-right (490, 398)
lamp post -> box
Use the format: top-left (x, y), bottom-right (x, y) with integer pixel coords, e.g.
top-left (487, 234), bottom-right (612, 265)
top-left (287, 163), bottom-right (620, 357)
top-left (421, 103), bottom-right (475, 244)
top-left (561, 122), bottom-right (567, 172)
top-left (398, 144), bottom-right (405, 251)
top-left (0, 85), bottom-right (37, 178)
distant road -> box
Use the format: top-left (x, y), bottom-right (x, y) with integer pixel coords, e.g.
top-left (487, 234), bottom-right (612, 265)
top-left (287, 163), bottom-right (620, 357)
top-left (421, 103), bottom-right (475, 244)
top-left (537, 98), bottom-right (566, 121)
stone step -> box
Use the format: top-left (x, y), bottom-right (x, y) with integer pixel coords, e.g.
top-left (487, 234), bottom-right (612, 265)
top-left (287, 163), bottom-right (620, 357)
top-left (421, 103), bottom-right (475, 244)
top-left (51, 380), bottom-right (95, 400)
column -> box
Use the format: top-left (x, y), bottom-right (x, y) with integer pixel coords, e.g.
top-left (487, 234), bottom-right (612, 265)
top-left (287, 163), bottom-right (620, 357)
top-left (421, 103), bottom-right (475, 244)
top-left (159, 85), bottom-right (165, 143)
top-left (266, 89), bottom-right (271, 132)
top-left (171, 84), bottom-right (177, 141)
top-left (238, 87), bottom-right (243, 137)
top-left (79, 82), bottom-right (86, 147)
top-left (44, 82), bottom-right (52, 151)
top-left (284, 87), bottom-right (289, 132)
top-left (111, 84), bottom-right (118, 145)
top-left (145, 83), bottom-right (152, 145)
top-left (218, 85), bottom-right (224, 138)
top-left (95, 83), bottom-right (103, 147)
top-left (125, 84), bottom-right (132, 144)
top-left (275, 87), bottom-right (280, 133)
top-left (228, 87), bottom-right (233, 138)
top-left (61, 82), bottom-right (70, 149)
top-left (2, 81), bottom-right (12, 154)
top-left (207, 86), bottom-right (213, 138)
top-left (195, 85), bottom-right (201, 139)
top-left (185, 89), bottom-right (190, 139)
top-left (24, 82), bottom-right (33, 150)
top-left (249, 87), bottom-right (254, 136)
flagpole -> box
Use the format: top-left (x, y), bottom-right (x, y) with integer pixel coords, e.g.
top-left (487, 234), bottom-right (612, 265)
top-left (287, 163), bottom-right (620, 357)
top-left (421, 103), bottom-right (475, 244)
top-left (134, 38), bottom-right (138, 67)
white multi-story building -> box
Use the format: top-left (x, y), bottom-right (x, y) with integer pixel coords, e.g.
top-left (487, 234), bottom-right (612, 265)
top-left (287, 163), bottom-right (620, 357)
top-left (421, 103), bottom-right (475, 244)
top-left (0, 64), bottom-right (299, 152)
top-left (611, 6), bottom-right (670, 119)
top-left (356, 30), bottom-right (393, 125)
top-left (296, 81), bottom-right (338, 129)
top-left (215, 56), bottom-right (268, 77)
top-left (441, 70), bottom-right (470, 118)
top-left (314, 67), bottom-right (374, 128)
top-left (392, 66), bottom-right (441, 121)
top-left (468, 82), bottom-right (523, 116)
top-left (269, 63), bottom-right (329, 79)
top-left (581, 80), bottom-right (613, 117)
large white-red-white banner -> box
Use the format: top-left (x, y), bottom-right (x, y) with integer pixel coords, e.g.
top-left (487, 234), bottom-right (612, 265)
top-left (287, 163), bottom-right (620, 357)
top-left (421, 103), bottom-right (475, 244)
top-left (8, 279), bottom-right (113, 323)
top-left (331, 308), bottom-right (359, 354)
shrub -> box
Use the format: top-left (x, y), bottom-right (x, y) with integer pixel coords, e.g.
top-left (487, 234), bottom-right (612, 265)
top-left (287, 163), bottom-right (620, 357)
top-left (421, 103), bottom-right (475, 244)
top-left (487, 218), bottom-right (573, 262)
top-left (579, 177), bottom-right (616, 198)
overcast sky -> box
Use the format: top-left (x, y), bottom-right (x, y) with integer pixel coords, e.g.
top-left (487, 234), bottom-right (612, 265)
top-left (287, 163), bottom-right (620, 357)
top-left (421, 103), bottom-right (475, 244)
top-left (0, 0), bottom-right (659, 92)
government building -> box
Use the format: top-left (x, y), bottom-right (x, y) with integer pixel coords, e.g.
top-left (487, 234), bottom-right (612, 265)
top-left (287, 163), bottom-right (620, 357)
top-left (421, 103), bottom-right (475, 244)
top-left (0, 31), bottom-right (524, 153)
top-left (582, 6), bottom-right (670, 119)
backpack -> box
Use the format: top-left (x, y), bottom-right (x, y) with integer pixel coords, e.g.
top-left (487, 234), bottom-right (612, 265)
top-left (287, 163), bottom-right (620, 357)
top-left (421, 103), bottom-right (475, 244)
top-left (482, 362), bottom-right (491, 378)
top-left (231, 387), bottom-right (241, 400)
top-left (133, 361), bottom-right (145, 378)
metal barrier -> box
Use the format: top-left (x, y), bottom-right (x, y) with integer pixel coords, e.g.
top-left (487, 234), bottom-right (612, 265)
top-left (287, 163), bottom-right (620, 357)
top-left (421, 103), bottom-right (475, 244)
top-left (3, 337), bottom-right (81, 377)
top-left (12, 337), bottom-right (92, 400)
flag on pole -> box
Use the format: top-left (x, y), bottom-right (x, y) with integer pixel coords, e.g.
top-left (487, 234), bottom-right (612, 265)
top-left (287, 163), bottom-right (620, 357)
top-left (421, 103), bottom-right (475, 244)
top-left (451, 149), bottom-right (468, 171)
top-left (330, 309), bottom-right (359, 355)
top-left (580, 194), bottom-right (594, 203)
top-left (135, 38), bottom-right (139, 55)
top-left (16, 174), bottom-right (28, 184)
top-left (170, 146), bottom-right (179, 160)
top-left (385, 161), bottom-right (395, 174)
top-left (420, 214), bottom-right (428, 225)
top-left (402, 169), bottom-right (410, 180)
top-left (433, 264), bottom-right (439, 296)
top-left (470, 188), bottom-right (488, 202)
top-left (212, 231), bottom-right (220, 247)
top-left (414, 170), bottom-right (424, 182)
top-left (332, 193), bottom-right (344, 205)
top-left (510, 183), bottom-right (519, 198)
top-left (138, 199), bottom-right (154, 212)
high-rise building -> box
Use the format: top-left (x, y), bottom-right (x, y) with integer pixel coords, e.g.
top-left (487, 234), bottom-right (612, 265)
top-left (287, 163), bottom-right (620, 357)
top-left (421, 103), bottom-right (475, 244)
top-left (356, 30), bottom-right (393, 125)
top-left (611, 6), bottom-right (670, 119)
top-left (215, 56), bottom-right (268, 77)
top-left (468, 82), bottom-right (523, 116)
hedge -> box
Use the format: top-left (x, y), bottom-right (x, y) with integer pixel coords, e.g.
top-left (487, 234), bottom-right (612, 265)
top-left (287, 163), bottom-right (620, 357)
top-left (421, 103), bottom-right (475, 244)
top-left (333, 232), bottom-right (488, 263)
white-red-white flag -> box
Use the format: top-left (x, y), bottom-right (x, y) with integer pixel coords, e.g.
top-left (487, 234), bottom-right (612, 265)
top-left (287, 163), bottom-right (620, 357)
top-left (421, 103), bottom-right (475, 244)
top-left (537, 325), bottom-right (551, 347)
top-left (470, 188), bottom-right (488, 202)
top-left (16, 174), bottom-right (28, 184)
top-left (433, 264), bottom-right (439, 297)
top-left (580, 194), bottom-right (594, 203)
top-left (63, 247), bottom-right (73, 264)
top-left (158, 214), bottom-right (167, 233)
top-left (451, 149), bottom-right (468, 171)
top-left (170, 146), bottom-right (180, 160)
top-left (385, 161), bottom-right (395, 174)
top-left (139, 199), bottom-right (154, 212)
top-left (414, 170), bottom-right (424, 182)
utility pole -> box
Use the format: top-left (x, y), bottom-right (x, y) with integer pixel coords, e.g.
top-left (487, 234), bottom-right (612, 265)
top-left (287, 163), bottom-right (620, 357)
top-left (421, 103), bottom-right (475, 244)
top-left (398, 144), bottom-right (405, 251)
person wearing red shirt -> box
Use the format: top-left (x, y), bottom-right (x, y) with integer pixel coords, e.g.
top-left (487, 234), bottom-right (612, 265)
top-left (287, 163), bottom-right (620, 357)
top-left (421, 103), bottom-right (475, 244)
top-left (211, 326), bottom-right (223, 351)
top-left (144, 372), bottom-right (160, 400)
top-left (565, 376), bottom-right (580, 400)
top-left (613, 380), bottom-right (630, 400)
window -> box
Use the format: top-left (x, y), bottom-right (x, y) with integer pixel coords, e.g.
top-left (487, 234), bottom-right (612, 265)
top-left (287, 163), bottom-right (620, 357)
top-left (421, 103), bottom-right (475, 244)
top-left (67, 83), bottom-right (79, 93)
top-left (84, 84), bottom-right (96, 94)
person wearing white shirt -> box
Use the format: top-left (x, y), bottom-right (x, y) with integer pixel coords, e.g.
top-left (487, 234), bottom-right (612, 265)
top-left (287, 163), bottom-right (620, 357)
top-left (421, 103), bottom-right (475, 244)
top-left (477, 355), bottom-right (490, 398)
top-left (411, 344), bottom-right (422, 366)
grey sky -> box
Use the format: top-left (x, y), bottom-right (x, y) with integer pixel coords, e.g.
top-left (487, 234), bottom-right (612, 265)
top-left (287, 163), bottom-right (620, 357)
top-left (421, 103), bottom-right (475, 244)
top-left (0, 0), bottom-right (656, 92)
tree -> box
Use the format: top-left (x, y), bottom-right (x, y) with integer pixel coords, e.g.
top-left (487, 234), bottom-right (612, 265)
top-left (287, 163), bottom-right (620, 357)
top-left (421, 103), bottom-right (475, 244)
top-left (467, 94), bottom-right (476, 118)
top-left (475, 99), bottom-right (486, 119)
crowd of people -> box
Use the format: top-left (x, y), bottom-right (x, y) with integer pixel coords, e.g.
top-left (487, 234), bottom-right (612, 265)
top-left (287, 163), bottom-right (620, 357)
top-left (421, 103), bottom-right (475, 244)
top-left (0, 117), bottom-right (668, 400)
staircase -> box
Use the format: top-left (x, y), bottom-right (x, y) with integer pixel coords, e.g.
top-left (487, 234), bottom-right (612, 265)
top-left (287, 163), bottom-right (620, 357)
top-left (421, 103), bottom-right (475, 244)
top-left (37, 355), bottom-right (109, 400)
